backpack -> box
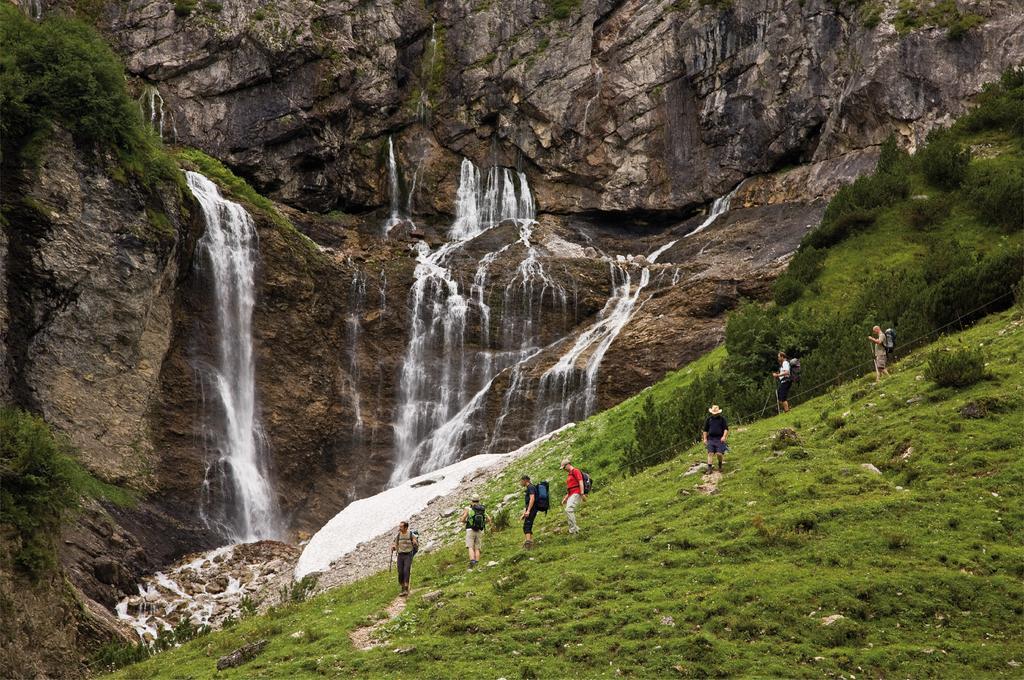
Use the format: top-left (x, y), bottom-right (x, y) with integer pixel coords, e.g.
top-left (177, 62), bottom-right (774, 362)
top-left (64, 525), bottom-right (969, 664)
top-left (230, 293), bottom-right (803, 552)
top-left (581, 471), bottom-right (592, 495)
top-left (395, 529), bottom-right (420, 556)
top-left (789, 358), bottom-right (801, 384)
top-left (535, 481), bottom-right (550, 512)
top-left (884, 328), bottom-right (896, 354)
top-left (467, 504), bottom-right (486, 531)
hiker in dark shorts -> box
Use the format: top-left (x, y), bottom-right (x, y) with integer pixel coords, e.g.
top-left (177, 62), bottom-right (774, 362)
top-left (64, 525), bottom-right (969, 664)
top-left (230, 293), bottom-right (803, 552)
top-left (520, 475), bottom-right (538, 549)
top-left (702, 405), bottom-right (729, 473)
top-left (772, 352), bottom-right (792, 413)
top-left (392, 521), bottom-right (418, 596)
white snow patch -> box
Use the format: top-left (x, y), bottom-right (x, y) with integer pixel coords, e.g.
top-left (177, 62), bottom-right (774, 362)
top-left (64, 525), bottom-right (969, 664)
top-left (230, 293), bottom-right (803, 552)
top-left (295, 425), bottom-right (573, 580)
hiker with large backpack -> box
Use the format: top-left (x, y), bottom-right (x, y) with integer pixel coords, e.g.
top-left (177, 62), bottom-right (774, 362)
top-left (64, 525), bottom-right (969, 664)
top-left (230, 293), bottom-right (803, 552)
top-left (391, 521), bottom-right (419, 596)
top-left (702, 404), bottom-right (729, 474)
top-left (772, 351), bottom-right (793, 413)
top-left (868, 325), bottom-right (892, 382)
top-left (559, 458), bottom-right (588, 535)
top-left (519, 475), bottom-right (548, 549)
top-left (460, 495), bottom-right (487, 568)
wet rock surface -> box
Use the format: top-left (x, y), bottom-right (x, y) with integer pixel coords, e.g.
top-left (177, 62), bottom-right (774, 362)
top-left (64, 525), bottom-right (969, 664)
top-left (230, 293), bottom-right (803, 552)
top-left (114, 542), bottom-right (300, 641)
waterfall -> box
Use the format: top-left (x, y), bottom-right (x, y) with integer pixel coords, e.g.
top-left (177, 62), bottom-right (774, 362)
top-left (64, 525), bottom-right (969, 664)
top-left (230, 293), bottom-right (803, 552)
top-left (138, 86), bottom-right (178, 142)
top-left (648, 240), bottom-right (678, 263)
top-left (534, 262), bottom-right (651, 434)
top-left (581, 65), bottom-right (604, 139)
top-left (389, 160), bottom-right (543, 484)
top-left (685, 183), bottom-right (741, 238)
top-left (187, 172), bottom-right (279, 543)
top-left (346, 264), bottom-right (367, 441)
top-left (383, 137), bottom-right (402, 234)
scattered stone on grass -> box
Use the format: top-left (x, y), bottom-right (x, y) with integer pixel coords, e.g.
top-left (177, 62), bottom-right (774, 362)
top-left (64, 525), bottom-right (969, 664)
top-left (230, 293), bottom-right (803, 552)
top-left (861, 464), bottom-right (882, 475)
top-left (422, 590), bottom-right (442, 603)
top-left (216, 639), bottom-right (268, 670)
top-left (821, 614), bottom-right (845, 626)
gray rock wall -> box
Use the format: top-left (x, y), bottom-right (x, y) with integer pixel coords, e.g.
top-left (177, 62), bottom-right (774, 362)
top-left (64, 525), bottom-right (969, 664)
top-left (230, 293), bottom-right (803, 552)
top-left (100, 0), bottom-right (1023, 215)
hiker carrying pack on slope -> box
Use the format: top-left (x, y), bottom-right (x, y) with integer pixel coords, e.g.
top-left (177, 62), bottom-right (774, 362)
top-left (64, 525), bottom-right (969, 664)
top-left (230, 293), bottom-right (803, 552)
top-left (460, 495), bottom-right (487, 568)
top-left (559, 458), bottom-right (588, 536)
top-left (391, 521), bottom-right (419, 596)
top-left (772, 352), bottom-right (793, 413)
top-left (702, 404), bottom-right (730, 474)
top-left (520, 475), bottom-right (546, 550)
top-left (868, 325), bottom-right (891, 383)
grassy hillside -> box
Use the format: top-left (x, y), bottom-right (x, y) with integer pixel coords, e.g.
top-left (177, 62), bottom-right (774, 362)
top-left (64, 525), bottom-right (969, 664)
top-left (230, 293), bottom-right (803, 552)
top-left (108, 307), bottom-right (1024, 679)
top-left (105, 72), bottom-right (1023, 678)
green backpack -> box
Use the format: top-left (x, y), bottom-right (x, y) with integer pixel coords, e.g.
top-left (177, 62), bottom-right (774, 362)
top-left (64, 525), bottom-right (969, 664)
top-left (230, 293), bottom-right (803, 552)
top-left (466, 504), bottom-right (486, 531)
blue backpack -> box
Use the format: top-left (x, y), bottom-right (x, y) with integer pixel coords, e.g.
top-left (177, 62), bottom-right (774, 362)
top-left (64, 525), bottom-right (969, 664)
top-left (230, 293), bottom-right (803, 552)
top-left (535, 481), bottom-right (550, 512)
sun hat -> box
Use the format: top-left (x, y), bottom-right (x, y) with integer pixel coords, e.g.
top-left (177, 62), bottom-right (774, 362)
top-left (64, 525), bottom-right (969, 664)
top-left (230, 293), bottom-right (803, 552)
top-left (471, 495), bottom-right (480, 502)
top-left (708, 405), bottom-right (722, 415)
top-left (560, 457), bottom-right (571, 469)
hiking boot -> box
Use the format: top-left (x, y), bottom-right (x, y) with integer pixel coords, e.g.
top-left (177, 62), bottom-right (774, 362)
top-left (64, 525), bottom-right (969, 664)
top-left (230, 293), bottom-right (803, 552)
top-left (523, 540), bottom-right (533, 550)
top-left (706, 464), bottom-right (713, 474)
top-left (717, 461), bottom-right (723, 472)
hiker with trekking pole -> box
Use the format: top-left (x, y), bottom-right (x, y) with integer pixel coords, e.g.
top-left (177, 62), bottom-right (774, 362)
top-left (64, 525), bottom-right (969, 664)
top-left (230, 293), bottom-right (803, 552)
top-left (391, 521), bottom-right (418, 596)
top-left (772, 352), bottom-right (793, 413)
top-left (702, 405), bottom-right (729, 474)
top-left (460, 495), bottom-right (487, 569)
top-left (869, 325), bottom-right (893, 382)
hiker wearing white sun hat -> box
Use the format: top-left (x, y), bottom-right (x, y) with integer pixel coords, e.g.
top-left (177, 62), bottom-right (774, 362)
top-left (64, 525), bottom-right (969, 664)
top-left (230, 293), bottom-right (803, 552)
top-left (702, 405), bottom-right (729, 474)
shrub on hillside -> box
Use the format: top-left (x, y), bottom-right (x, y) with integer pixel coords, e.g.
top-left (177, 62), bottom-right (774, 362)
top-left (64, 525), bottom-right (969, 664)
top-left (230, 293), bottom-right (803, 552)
top-left (964, 162), bottom-right (1024, 232)
top-left (903, 195), bottom-right (950, 231)
top-left (917, 128), bottom-right (971, 190)
top-left (956, 67), bottom-right (1024, 135)
top-left (0, 5), bottom-right (175, 183)
top-left (925, 247), bottom-right (1024, 328)
top-left (925, 346), bottom-right (985, 388)
top-left (0, 409), bottom-right (80, 577)
top-left (786, 246), bottom-right (827, 285)
top-left (773, 276), bottom-right (804, 306)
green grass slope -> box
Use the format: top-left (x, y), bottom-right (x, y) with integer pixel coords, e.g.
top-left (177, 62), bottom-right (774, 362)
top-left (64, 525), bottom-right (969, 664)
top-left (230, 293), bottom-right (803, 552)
top-left (109, 309), bottom-right (1024, 679)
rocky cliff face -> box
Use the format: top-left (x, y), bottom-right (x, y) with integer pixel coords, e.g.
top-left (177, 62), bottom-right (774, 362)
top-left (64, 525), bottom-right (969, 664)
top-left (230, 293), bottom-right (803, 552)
top-left (98, 0), bottom-right (1022, 215)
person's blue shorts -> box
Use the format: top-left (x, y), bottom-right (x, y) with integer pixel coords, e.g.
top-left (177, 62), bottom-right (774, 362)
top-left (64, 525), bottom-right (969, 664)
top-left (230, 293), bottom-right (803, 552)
top-left (706, 439), bottom-right (728, 454)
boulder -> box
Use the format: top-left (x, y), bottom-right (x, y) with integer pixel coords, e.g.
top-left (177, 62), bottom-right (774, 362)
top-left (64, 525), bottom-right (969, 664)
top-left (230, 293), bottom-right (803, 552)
top-left (217, 640), bottom-right (269, 670)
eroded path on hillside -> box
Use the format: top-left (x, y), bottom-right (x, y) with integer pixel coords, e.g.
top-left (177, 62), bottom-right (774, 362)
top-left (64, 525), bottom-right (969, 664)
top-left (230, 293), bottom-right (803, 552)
top-left (349, 595), bottom-right (408, 651)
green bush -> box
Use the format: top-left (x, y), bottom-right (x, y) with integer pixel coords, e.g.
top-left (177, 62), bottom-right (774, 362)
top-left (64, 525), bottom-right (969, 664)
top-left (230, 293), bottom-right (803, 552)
top-left (956, 68), bottom-right (1024, 134)
top-left (925, 346), bottom-right (986, 388)
top-left (546, 0), bottom-right (581, 20)
top-left (0, 409), bottom-right (80, 577)
top-left (917, 128), bottom-right (971, 190)
top-left (773, 276), bottom-right (804, 307)
top-left (903, 195), bottom-right (950, 231)
top-left (964, 162), bottom-right (1024, 232)
top-left (0, 5), bottom-right (176, 185)
top-left (789, 246), bottom-right (827, 283)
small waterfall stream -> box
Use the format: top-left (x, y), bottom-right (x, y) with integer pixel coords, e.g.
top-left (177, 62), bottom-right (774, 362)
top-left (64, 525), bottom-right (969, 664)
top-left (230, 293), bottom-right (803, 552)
top-left (187, 172), bottom-right (279, 542)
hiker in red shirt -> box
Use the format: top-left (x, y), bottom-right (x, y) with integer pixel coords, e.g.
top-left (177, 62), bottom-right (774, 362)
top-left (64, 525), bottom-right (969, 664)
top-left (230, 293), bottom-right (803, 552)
top-left (559, 457), bottom-right (586, 535)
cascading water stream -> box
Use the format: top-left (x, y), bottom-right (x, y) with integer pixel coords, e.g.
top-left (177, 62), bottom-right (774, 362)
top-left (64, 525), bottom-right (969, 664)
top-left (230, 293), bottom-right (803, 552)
top-left (388, 161), bottom-right (544, 484)
top-left (534, 261), bottom-right (651, 434)
top-left (686, 183), bottom-right (742, 238)
top-left (383, 137), bottom-right (403, 234)
top-left (187, 171), bottom-right (279, 543)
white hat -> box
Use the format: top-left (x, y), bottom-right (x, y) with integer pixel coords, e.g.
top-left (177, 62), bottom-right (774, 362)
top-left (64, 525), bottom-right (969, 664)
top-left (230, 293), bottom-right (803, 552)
top-left (708, 405), bottom-right (722, 415)
top-left (560, 458), bottom-right (571, 469)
